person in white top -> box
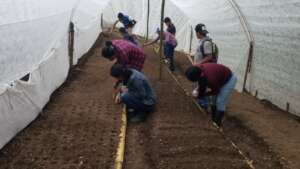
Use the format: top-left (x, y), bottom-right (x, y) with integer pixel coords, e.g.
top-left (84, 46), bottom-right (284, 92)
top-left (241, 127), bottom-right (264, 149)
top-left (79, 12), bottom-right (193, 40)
top-left (193, 24), bottom-right (216, 64)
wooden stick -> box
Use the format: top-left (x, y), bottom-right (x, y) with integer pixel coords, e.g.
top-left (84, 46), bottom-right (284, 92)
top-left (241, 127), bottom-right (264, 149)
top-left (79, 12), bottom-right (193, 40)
top-left (146, 0), bottom-right (150, 41)
top-left (159, 0), bottom-right (166, 80)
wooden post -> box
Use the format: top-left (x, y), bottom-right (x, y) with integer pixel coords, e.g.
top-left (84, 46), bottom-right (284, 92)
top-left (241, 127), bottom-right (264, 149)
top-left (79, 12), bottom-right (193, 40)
top-left (189, 26), bottom-right (194, 55)
top-left (255, 90), bottom-right (258, 98)
top-left (101, 13), bottom-right (104, 30)
top-left (68, 22), bottom-right (75, 69)
top-left (242, 41), bottom-right (254, 92)
top-left (146, 0), bottom-right (150, 41)
top-left (286, 102), bottom-right (290, 112)
top-left (159, 0), bottom-right (166, 80)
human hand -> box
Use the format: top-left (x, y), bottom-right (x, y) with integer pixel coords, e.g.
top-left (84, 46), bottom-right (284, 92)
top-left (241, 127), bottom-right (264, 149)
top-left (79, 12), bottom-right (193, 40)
top-left (115, 92), bottom-right (121, 104)
top-left (192, 89), bottom-right (198, 98)
top-left (121, 86), bottom-right (128, 93)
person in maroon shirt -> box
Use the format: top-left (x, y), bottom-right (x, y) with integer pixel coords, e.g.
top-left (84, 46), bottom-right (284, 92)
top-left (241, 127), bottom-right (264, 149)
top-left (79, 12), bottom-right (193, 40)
top-left (102, 40), bottom-right (145, 71)
top-left (185, 63), bottom-right (237, 127)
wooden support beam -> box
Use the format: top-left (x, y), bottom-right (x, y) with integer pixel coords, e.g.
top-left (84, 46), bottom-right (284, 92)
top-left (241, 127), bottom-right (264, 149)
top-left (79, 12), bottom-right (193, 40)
top-left (68, 22), bottom-right (75, 69)
top-left (159, 0), bottom-right (166, 80)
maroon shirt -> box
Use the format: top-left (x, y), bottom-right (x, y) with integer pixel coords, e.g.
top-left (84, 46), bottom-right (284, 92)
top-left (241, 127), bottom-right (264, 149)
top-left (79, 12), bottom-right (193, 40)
top-left (196, 63), bottom-right (232, 96)
top-left (112, 40), bottom-right (145, 71)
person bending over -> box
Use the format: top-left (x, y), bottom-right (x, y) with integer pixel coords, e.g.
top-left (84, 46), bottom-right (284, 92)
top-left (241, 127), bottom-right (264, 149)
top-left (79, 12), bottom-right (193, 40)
top-left (111, 64), bottom-right (156, 123)
top-left (185, 63), bottom-right (237, 127)
top-left (102, 40), bottom-right (145, 71)
top-left (143, 28), bottom-right (177, 71)
top-left (111, 12), bottom-right (137, 33)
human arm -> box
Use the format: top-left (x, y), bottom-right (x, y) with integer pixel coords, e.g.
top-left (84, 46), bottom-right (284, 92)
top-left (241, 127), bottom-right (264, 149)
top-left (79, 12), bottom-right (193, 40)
top-left (143, 36), bottom-right (160, 47)
top-left (197, 77), bottom-right (209, 97)
top-left (200, 54), bottom-right (214, 64)
top-left (110, 20), bottom-right (119, 33)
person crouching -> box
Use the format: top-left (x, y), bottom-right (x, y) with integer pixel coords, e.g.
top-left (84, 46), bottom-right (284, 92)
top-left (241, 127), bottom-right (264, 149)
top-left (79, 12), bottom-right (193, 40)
top-left (111, 64), bottom-right (156, 123)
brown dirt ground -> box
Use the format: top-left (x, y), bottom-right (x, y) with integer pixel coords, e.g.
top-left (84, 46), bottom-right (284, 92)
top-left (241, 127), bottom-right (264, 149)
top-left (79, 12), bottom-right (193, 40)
top-left (174, 50), bottom-right (300, 169)
top-left (0, 32), bottom-right (299, 169)
top-left (0, 35), bottom-right (122, 169)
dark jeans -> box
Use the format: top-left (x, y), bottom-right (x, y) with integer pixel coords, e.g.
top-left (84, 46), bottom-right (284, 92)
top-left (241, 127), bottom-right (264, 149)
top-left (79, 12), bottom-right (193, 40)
top-left (164, 43), bottom-right (176, 70)
top-left (121, 92), bottom-right (155, 115)
top-left (197, 96), bottom-right (209, 110)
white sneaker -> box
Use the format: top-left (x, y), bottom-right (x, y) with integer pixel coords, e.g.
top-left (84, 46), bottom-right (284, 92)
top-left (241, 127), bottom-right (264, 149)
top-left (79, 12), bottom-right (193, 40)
top-left (164, 59), bottom-right (169, 64)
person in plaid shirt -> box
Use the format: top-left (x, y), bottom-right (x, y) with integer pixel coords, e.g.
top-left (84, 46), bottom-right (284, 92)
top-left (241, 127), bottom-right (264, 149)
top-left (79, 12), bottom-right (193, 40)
top-left (102, 39), bottom-right (146, 99)
top-left (102, 40), bottom-right (145, 71)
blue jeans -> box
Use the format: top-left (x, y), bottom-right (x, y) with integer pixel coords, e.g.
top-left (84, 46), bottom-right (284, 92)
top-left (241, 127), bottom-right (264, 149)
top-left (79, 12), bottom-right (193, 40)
top-left (164, 43), bottom-right (175, 58)
top-left (121, 92), bottom-right (154, 113)
top-left (198, 97), bottom-right (209, 110)
top-left (213, 75), bottom-right (237, 111)
top-left (164, 43), bottom-right (176, 70)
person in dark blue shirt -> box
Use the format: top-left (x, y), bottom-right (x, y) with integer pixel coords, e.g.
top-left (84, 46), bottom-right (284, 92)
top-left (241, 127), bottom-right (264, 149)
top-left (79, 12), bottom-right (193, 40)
top-left (111, 12), bottom-right (137, 33)
top-left (164, 17), bottom-right (176, 35)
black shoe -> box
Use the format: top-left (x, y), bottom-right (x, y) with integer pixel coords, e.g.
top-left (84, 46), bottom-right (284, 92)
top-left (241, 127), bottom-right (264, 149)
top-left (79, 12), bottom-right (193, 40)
top-left (211, 105), bottom-right (217, 114)
top-left (169, 66), bottom-right (175, 72)
top-left (126, 108), bottom-right (137, 119)
top-left (128, 112), bottom-right (148, 123)
top-left (213, 111), bottom-right (224, 127)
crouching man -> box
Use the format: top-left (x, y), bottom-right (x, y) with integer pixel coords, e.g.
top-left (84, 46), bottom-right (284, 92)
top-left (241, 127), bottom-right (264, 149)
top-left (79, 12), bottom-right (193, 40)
top-left (111, 64), bottom-right (156, 123)
top-left (185, 63), bottom-right (237, 127)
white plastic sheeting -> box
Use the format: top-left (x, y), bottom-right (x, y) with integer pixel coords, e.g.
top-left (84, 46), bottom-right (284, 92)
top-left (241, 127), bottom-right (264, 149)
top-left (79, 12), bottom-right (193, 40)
top-left (235, 0), bottom-right (300, 116)
top-left (0, 0), bottom-right (109, 149)
top-left (72, 0), bottom-right (110, 64)
top-left (1, 0), bottom-right (300, 149)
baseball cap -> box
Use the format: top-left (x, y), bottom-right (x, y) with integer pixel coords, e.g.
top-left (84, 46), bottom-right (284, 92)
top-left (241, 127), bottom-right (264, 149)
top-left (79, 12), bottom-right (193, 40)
top-left (195, 23), bottom-right (209, 34)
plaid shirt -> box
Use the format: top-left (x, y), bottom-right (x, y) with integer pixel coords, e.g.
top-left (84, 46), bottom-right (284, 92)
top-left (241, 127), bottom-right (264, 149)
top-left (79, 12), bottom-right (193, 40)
top-left (112, 40), bottom-right (145, 71)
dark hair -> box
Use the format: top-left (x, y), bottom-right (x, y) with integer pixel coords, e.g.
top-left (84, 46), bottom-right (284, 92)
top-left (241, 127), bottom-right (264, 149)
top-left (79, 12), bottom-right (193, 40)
top-left (110, 64), bottom-right (132, 81)
top-left (118, 12), bottom-right (124, 19)
top-left (102, 41), bottom-right (115, 59)
top-left (185, 66), bottom-right (202, 82)
top-left (164, 17), bottom-right (171, 23)
top-left (119, 27), bottom-right (127, 34)
top-left (195, 23), bottom-right (209, 35)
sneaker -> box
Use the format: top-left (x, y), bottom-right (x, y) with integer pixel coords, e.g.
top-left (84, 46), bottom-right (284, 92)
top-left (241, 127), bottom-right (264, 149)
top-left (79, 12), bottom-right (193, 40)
top-left (212, 122), bottom-right (220, 128)
top-left (126, 108), bottom-right (137, 119)
top-left (164, 59), bottom-right (169, 64)
top-left (129, 116), bottom-right (144, 123)
top-left (128, 112), bottom-right (148, 123)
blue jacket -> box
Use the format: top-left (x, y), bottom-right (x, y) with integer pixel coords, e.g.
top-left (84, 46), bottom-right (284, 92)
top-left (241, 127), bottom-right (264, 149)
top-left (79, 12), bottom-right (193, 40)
top-left (121, 15), bottom-right (130, 28)
top-left (126, 69), bottom-right (156, 106)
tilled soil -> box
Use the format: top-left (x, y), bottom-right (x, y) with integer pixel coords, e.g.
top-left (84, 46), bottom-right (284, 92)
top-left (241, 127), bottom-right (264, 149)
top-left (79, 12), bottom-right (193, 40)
top-left (0, 35), bottom-right (121, 169)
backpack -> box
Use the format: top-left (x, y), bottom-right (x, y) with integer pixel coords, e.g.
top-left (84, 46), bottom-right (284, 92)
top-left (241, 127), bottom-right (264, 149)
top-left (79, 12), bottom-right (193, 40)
top-left (200, 39), bottom-right (219, 62)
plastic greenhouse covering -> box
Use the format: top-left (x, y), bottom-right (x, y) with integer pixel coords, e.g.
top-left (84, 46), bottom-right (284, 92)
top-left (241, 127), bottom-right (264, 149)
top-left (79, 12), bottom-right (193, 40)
top-left (0, 0), bottom-right (300, 149)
